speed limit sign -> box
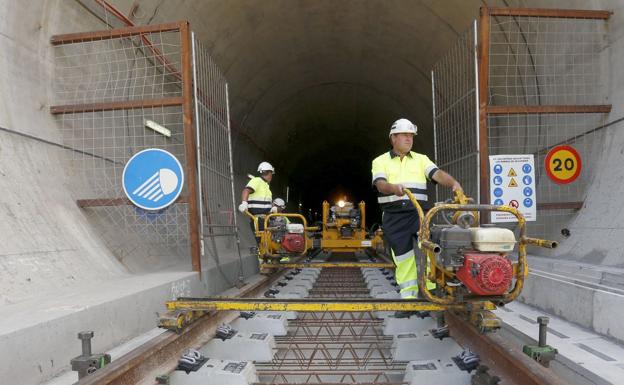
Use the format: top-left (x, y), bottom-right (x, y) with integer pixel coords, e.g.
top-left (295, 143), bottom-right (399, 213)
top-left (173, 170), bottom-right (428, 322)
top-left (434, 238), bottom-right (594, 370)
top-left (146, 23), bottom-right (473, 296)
top-left (545, 145), bottom-right (582, 184)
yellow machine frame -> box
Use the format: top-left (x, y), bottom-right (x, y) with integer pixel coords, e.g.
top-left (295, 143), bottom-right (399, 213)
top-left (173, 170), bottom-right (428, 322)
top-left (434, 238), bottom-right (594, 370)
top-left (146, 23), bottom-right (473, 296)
top-left (244, 211), bottom-right (318, 262)
top-left (405, 190), bottom-right (557, 307)
top-left (319, 200), bottom-right (384, 253)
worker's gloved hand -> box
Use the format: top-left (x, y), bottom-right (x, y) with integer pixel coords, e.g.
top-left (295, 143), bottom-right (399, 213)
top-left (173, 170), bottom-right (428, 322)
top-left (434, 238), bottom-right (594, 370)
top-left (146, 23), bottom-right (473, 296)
top-left (270, 206), bottom-right (278, 213)
top-left (238, 201), bottom-right (249, 213)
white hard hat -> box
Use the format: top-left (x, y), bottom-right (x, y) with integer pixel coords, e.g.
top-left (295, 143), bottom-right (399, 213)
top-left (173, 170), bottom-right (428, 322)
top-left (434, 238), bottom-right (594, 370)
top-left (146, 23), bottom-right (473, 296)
top-left (257, 161), bottom-right (275, 174)
top-left (389, 118), bottom-right (417, 138)
top-left (273, 197), bottom-right (285, 208)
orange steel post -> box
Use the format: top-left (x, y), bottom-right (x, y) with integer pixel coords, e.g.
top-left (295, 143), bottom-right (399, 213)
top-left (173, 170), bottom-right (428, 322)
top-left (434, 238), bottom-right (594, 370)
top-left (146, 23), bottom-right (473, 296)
top-left (478, 6), bottom-right (490, 212)
top-left (180, 22), bottom-right (201, 273)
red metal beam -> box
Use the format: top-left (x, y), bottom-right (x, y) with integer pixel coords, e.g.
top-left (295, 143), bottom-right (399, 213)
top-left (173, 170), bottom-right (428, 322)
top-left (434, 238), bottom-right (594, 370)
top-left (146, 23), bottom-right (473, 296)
top-left (537, 201), bottom-right (583, 210)
top-left (488, 7), bottom-right (612, 20)
top-left (92, 0), bottom-right (182, 81)
top-left (77, 196), bottom-right (188, 208)
top-left (487, 105), bottom-right (612, 115)
top-left (50, 97), bottom-right (183, 114)
top-left (50, 21), bottom-right (184, 45)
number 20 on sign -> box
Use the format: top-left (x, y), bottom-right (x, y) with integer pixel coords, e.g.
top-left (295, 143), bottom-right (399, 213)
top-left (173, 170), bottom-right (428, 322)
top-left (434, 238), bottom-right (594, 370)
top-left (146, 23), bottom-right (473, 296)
top-left (545, 145), bottom-right (582, 184)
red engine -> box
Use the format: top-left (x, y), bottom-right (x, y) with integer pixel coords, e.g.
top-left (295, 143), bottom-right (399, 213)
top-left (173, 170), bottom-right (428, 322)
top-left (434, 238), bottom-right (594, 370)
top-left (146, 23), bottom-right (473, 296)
top-left (456, 253), bottom-right (513, 295)
top-left (281, 234), bottom-right (305, 253)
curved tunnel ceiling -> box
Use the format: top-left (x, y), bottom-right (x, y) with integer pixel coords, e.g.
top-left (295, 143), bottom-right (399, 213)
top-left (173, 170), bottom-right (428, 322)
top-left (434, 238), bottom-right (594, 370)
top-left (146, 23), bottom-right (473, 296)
top-left (110, 0), bottom-right (485, 216)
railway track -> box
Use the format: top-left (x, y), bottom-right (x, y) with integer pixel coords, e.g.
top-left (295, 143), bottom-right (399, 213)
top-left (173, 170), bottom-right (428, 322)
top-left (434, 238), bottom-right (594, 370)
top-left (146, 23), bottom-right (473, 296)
top-left (74, 254), bottom-right (569, 385)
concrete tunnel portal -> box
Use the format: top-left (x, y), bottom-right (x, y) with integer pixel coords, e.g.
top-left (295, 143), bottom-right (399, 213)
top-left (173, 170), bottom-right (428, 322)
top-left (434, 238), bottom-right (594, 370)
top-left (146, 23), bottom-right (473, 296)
top-left (2, 1), bottom-right (624, 384)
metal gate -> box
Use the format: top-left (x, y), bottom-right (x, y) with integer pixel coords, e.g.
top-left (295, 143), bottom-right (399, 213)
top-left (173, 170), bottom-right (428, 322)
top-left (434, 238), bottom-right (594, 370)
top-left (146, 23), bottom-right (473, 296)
top-left (52, 20), bottom-right (241, 274)
top-left (192, 33), bottom-right (244, 282)
top-left (432, 7), bottom-right (611, 241)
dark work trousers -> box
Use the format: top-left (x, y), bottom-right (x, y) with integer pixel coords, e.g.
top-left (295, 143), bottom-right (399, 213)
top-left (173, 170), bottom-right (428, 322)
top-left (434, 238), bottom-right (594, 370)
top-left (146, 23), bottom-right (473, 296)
top-left (382, 209), bottom-right (434, 298)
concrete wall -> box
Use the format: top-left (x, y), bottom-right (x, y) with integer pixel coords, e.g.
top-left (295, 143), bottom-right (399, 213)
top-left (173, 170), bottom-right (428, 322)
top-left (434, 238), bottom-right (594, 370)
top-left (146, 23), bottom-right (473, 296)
top-left (0, 1), bottom-right (131, 306)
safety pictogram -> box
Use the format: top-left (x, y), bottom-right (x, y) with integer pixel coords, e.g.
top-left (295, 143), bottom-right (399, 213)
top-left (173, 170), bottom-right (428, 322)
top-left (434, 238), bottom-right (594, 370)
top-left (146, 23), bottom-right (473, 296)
top-left (489, 154), bottom-right (536, 223)
top-left (545, 145), bottom-right (581, 185)
top-left (122, 148), bottom-right (184, 211)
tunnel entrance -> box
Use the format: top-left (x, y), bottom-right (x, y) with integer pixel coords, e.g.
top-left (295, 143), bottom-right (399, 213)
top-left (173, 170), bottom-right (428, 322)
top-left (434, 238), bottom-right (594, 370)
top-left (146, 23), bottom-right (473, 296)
top-left (51, 3), bottom-right (612, 271)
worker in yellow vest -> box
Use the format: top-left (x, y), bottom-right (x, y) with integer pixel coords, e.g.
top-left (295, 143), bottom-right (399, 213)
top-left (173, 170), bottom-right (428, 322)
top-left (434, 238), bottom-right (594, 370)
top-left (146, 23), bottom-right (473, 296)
top-left (371, 118), bottom-right (463, 318)
top-left (238, 162), bottom-right (274, 244)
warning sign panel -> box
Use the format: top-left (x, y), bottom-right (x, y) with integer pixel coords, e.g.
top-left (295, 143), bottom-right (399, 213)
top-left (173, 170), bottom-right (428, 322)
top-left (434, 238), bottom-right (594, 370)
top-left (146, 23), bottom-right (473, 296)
top-left (490, 154), bottom-right (536, 223)
top-left (545, 145), bottom-right (582, 185)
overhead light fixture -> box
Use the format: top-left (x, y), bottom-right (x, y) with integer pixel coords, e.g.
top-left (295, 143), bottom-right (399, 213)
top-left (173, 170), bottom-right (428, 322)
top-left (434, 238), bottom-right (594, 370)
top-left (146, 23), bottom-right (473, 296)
top-left (144, 119), bottom-right (171, 138)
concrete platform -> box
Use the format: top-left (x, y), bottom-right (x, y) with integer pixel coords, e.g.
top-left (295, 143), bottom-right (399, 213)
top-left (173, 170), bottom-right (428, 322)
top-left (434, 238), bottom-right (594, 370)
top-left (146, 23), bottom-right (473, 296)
top-left (1, 270), bottom-right (203, 385)
top-left (370, 284), bottom-right (399, 297)
top-left (230, 313), bottom-right (288, 336)
top-left (2, 260), bottom-right (259, 385)
top-left (382, 315), bottom-right (437, 335)
top-left (299, 268), bottom-right (321, 279)
top-left (283, 277), bottom-right (314, 290)
top-left (169, 358), bottom-right (257, 385)
top-left (200, 331), bottom-right (277, 362)
top-left (391, 332), bottom-right (462, 361)
top-left (275, 285), bottom-right (309, 297)
top-left (520, 256), bottom-right (624, 344)
top-left (495, 301), bottom-right (624, 385)
top-left (403, 359), bottom-right (470, 385)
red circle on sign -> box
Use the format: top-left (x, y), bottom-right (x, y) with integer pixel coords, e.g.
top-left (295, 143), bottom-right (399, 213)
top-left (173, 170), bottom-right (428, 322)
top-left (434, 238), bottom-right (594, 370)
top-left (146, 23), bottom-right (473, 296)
top-left (544, 145), bottom-right (582, 185)
top-left (509, 200), bottom-right (519, 208)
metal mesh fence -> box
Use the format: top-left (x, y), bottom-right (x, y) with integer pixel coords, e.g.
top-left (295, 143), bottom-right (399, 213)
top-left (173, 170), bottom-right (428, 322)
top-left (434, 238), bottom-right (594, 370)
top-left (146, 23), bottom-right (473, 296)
top-left (488, 113), bottom-right (607, 239)
top-left (192, 33), bottom-right (242, 271)
top-left (489, 16), bottom-right (607, 106)
top-left (487, 14), bottom-right (609, 240)
top-left (53, 29), bottom-right (190, 268)
top-left (54, 31), bottom-right (182, 105)
top-left (432, 21), bottom-right (479, 203)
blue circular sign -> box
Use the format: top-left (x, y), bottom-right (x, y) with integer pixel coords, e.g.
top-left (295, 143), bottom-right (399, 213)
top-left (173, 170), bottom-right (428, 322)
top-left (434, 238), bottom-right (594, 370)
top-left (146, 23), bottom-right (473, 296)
top-left (493, 187), bottom-right (503, 198)
top-left (523, 198), bottom-right (534, 208)
top-left (494, 199), bottom-right (504, 205)
top-left (493, 176), bottom-right (503, 186)
top-left (523, 175), bottom-right (532, 185)
top-left (494, 164), bottom-right (503, 175)
top-left (522, 164), bottom-right (532, 174)
top-left (122, 149), bottom-right (184, 211)
top-left (523, 187), bottom-right (533, 197)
